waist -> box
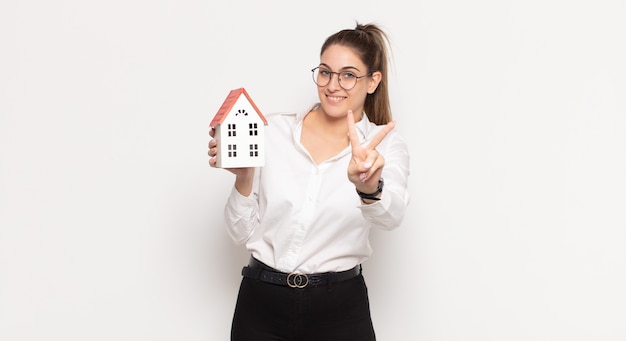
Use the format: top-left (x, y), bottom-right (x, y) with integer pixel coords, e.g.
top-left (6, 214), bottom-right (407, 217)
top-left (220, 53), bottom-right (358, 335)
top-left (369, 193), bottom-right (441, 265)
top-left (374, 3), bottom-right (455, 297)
top-left (241, 257), bottom-right (361, 289)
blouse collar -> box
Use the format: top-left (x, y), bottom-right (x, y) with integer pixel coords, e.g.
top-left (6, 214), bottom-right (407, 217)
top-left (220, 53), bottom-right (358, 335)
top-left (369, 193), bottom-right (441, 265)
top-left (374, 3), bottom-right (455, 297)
top-left (297, 105), bottom-right (372, 144)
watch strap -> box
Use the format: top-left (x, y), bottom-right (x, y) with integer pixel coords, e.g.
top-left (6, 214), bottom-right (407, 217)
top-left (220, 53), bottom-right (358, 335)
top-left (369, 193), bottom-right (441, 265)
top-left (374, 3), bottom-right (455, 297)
top-left (356, 178), bottom-right (384, 201)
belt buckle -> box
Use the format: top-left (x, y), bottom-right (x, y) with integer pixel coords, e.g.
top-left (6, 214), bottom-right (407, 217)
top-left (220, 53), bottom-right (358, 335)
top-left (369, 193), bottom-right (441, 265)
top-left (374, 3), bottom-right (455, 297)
top-left (287, 272), bottom-right (309, 288)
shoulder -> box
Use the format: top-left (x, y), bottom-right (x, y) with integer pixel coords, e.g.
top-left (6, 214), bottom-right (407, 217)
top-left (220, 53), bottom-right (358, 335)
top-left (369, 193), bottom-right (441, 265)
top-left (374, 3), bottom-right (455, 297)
top-left (361, 115), bottom-right (406, 145)
top-left (264, 111), bottom-right (298, 122)
top-left (265, 104), bottom-right (315, 123)
top-left (263, 112), bottom-right (298, 131)
top-left (263, 107), bottom-right (313, 129)
top-left (365, 121), bottom-right (408, 156)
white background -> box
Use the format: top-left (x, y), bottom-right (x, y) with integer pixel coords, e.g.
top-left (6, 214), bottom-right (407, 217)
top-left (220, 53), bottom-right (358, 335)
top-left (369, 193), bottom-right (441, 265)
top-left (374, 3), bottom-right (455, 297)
top-left (1, 0), bottom-right (625, 340)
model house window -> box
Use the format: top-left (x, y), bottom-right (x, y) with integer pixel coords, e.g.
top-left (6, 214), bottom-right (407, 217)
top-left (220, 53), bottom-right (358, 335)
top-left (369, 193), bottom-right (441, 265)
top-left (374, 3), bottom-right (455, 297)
top-left (228, 144), bottom-right (237, 157)
top-left (228, 124), bottom-right (236, 137)
top-left (249, 144), bottom-right (258, 157)
top-left (236, 109), bottom-right (248, 116)
top-left (249, 123), bottom-right (258, 136)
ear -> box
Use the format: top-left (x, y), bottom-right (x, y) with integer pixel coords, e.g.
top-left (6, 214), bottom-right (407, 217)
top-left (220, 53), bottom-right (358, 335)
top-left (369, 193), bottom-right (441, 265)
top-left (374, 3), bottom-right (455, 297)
top-left (367, 71), bottom-right (382, 94)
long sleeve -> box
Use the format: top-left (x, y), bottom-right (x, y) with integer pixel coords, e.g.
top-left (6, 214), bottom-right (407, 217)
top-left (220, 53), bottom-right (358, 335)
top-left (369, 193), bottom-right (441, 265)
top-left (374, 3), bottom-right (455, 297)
top-left (219, 110), bottom-right (410, 273)
top-left (358, 130), bottom-right (410, 231)
top-left (224, 179), bottom-right (261, 245)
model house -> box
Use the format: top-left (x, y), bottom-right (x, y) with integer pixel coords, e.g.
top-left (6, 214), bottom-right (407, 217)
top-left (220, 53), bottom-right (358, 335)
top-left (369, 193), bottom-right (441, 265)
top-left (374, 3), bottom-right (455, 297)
top-left (210, 87), bottom-right (268, 168)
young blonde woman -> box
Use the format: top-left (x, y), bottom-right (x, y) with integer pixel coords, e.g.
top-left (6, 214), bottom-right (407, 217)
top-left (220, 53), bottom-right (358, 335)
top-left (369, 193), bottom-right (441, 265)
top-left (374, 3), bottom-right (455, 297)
top-left (209, 22), bottom-right (410, 341)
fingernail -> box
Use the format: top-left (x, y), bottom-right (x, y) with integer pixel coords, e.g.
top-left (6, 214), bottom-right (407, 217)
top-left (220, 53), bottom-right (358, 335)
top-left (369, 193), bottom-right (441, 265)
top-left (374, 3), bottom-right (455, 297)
top-left (363, 162), bottom-right (372, 169)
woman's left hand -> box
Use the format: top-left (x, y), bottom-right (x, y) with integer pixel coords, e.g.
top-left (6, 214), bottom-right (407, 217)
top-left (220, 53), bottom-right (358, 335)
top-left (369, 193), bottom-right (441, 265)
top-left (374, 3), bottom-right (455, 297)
top-left (346, 110), bottom-right (395, 194)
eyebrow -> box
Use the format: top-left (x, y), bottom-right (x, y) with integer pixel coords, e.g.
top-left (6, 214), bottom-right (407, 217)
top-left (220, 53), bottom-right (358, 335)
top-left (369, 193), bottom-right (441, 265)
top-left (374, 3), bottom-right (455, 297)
top-left (318, 63), bottom-right (361, 72)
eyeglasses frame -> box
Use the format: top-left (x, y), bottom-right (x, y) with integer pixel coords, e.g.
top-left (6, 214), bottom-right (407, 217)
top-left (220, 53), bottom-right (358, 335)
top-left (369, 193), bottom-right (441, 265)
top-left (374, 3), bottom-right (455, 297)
top-left (311, 66), bottom-right (373, 90)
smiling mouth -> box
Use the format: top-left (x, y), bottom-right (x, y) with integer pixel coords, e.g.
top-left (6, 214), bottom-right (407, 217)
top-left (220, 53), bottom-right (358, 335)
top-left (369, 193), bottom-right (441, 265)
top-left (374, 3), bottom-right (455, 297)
top-left (326, 94), bottom-right (346, 103)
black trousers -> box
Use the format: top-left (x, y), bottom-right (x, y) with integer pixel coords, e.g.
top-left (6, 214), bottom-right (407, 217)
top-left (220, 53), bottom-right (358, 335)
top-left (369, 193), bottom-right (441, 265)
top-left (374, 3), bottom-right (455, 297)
top-left (231, 271), bottom-right (376, 341)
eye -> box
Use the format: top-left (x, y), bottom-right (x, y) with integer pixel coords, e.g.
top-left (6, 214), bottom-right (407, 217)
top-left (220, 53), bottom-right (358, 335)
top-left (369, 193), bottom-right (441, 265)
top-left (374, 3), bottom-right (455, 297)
top-left (341, 72), bottom-right (357, 79)
top-left (319, 69), bottom-right (332, 77)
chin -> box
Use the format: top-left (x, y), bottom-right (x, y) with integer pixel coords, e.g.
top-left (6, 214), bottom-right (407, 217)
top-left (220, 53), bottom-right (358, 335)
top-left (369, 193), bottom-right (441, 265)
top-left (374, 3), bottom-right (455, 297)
top-left (319, 104), bottom-right (349, 119)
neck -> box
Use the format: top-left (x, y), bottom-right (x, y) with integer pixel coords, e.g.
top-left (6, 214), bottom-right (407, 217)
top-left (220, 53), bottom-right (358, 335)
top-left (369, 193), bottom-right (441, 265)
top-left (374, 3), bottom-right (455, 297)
top-left (308, 109), bottom-right (351, 138)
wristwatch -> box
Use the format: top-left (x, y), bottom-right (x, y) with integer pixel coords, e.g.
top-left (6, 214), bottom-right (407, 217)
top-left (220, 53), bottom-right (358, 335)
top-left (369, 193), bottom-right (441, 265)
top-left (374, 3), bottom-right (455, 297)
top-left (356, 178), bottom-right (384, 201)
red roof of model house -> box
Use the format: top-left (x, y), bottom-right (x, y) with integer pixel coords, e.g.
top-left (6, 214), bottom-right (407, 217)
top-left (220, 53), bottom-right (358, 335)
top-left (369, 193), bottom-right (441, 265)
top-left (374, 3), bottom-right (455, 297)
top-left (210, 87), bottom-right (268, 127)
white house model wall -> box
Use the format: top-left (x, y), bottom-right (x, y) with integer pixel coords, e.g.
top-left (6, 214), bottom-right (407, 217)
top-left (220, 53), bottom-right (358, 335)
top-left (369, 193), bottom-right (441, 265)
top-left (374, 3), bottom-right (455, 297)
top-left (214, 95), bottom-right (266, 168)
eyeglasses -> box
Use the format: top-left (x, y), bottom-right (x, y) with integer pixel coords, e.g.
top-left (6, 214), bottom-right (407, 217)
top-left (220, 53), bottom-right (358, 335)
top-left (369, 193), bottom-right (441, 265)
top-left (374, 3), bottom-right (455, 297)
top-left (311, 66), bottom-right (372, 90)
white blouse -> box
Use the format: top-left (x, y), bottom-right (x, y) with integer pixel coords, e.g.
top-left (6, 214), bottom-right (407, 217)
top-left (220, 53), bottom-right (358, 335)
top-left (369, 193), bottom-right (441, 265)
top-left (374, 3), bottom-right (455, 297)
top-left (223, 109), bottom-right (410, 273)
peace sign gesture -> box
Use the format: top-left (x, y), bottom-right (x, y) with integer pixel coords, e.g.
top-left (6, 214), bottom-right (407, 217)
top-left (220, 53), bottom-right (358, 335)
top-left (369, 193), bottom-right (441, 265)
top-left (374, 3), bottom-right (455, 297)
top-left (347, 110), bottom-right (395, 196)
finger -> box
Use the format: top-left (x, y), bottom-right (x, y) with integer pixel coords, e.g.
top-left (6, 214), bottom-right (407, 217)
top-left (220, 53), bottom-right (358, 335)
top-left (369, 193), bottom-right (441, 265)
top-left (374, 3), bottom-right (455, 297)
top-left (209, 126), bottom-right (215, 138)
top-left (354, 149), bottom-right (378, 173)
top-left (346, 110), bottom-right (361, 149)
top-left (367, 121), bottom-right (395, 150)
top-left (363, 150), bottom-right (380, 170)
top-left (360, 153), bottom-right (384, 182)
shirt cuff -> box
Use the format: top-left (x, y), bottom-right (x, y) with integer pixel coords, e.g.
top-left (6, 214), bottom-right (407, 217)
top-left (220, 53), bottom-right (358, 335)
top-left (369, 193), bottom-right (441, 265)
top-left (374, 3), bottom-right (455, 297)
top-left (357, 193), bottom-right (390, 214)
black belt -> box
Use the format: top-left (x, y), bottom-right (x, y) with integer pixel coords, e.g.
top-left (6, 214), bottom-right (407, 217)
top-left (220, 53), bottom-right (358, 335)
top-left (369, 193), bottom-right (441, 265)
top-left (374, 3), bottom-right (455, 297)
top-left (241, 257), bottom-right (361, 289)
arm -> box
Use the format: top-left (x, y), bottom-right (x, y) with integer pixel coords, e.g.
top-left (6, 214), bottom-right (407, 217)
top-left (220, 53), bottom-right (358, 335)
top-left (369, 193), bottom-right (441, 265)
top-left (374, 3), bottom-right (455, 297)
top-left (358, 135), bottom-right (410, 230)
top-left (208, 128), bottom-right (260, 244)
top-left (223, 177), bottom-right (260, 244)
top-left (346, 111), bottom-right (410, 230)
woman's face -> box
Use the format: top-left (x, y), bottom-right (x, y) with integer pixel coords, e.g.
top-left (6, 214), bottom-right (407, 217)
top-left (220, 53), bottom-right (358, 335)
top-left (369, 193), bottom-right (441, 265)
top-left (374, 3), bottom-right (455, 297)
top-left (316, 44), bottom-right (381, 121)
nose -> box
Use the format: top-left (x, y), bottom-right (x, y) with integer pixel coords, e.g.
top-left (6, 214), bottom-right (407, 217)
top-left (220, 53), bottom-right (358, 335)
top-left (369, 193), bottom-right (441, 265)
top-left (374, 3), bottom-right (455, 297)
top-left (327, 72), bottom-right (342, 91)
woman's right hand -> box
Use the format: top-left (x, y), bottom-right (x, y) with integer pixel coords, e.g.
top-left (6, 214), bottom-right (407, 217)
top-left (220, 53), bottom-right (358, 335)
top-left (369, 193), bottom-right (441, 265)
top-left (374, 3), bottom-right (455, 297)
top-left (208, 127), bottom-right (255, 196)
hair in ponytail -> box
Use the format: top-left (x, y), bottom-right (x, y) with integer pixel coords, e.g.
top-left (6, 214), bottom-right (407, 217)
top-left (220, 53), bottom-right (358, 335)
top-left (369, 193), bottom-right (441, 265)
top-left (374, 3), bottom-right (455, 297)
top-left (320, 23), bottom-right (393, 125)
